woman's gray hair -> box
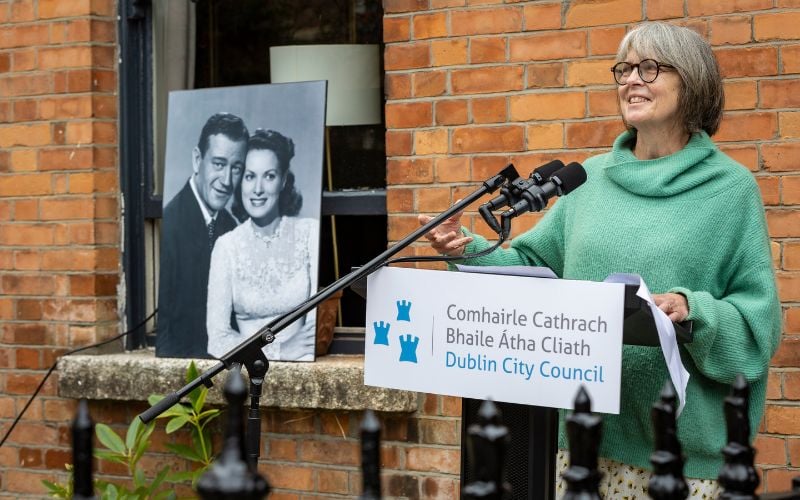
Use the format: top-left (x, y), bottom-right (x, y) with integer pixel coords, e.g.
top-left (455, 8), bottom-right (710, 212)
top-left (616, 22), bottom-right (724, 136)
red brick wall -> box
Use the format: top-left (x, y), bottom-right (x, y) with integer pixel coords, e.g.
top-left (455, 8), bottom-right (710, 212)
top-left (0, 0), bottom-right (120, 496)
top-left (384, 0), bottom-right (800, 493)
top-left (0, 2), bottom-right (464, 497)
top-left (1, 0), bottom-right (799, 497)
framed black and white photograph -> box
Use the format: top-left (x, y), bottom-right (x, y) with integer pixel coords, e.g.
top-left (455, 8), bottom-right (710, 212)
top-left (156, 81), bottom-right (326, 362)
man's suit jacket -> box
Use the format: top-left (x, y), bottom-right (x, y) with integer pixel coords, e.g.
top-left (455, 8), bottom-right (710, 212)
top-left (156, 180), bottom-right (238, 358)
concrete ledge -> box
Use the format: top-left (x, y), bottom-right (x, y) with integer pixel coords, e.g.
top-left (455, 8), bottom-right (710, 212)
top-left (58, 351), bottom-right (417, 413)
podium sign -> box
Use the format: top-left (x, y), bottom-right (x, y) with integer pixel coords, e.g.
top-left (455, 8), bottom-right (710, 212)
top-left (364, 267), bottom-right (625, 413)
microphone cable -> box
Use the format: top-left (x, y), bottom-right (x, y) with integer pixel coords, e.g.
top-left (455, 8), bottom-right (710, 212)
top-left (0, 309), bottom-right (158, 449)
top-left (386, 229), bottom-right (510, 265)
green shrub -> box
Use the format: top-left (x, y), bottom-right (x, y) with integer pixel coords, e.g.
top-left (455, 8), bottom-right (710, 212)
top-left (43, 361), bottom-right (221, 499)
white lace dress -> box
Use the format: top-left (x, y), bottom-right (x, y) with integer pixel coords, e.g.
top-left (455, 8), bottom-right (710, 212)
top-left (206, 216), bottom-right (318, 361)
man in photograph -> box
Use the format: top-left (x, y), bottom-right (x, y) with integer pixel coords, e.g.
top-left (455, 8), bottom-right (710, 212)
top-left (156, 112), bottom-right (248, 358)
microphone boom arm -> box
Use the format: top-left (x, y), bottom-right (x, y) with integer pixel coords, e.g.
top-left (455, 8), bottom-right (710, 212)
top-left (138, 165), bottom-right (517, 424)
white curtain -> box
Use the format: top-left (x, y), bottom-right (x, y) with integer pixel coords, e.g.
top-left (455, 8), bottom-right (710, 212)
top-left (149, 1), bottom-right (196, 321)
top-left (152, 0), bottom-right (196, 195)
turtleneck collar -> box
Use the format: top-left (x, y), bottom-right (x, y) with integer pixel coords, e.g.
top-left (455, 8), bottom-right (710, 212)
top-left (602, 129), bottom-right (719, 197)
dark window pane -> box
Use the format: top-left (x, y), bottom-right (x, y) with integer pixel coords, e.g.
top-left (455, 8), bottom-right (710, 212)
top-left (190, 0), bottom-right (387, 328)
top-left (319, 215), bottom-right (387, 327)
top-left (326, 125), bottom-right (386, 190)
top-left (195, 0), bottom-right (383, 88)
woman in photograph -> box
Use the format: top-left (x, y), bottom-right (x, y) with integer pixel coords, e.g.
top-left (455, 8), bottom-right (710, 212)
top-left (207, 129), bottom-right (318, 361)
top-left (420, 22), bottom-right (780, 497)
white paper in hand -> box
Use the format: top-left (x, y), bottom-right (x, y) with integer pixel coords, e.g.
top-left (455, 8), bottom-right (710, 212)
top-left (605, 273), bottom-right (690, 415)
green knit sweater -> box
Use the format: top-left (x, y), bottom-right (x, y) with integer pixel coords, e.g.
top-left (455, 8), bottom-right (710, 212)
top-left (459, 130), bottom-right (781, 479)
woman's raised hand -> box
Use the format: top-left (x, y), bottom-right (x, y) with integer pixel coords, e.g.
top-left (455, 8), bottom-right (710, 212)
top-left (418, 209), bottom-right (472, 256)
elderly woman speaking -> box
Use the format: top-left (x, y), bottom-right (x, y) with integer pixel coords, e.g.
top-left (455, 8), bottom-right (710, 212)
top-left (420, 22), bottom-right (781, 497)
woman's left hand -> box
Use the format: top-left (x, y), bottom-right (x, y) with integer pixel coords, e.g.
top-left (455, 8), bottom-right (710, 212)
top-left (653, 293), bottom-right (689, 323)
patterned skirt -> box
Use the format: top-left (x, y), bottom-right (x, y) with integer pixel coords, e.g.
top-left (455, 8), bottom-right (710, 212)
top-left (555, 449), bottom-right (723, 499)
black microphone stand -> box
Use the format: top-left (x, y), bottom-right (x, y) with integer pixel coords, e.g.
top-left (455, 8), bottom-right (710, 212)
top-left (137, 164), bottom-right (518, 466)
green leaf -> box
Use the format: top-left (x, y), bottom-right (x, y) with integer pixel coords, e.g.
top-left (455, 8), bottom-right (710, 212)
top-left (191, 467), bottom-right (206, 487)
top-left (164, 443), bottom-right (201, 462)
top-left (147, 394), bottom-right (188, 419)
top-left (41, 480), bottom-right (68, 497)
top-left (95, 423), bottom-right (126, 454)
top-left (132, 424), bottom-right (154, 466)
top-left (125, 417), bottom-right (142, 451)
top-left (152, 489), bottom-right (178, 500)
top-left (192, 387), bottom-right (208, 414)
top-left (197, 409), bottom-right (220, 421)
top-left (186, 361), bottom-right (200, 382)
top-left (133, 466), bottom-right (146, 488)
top-left (147, 467), bottom-right (170, 494)
top-left (191, 430), bottom-right (211, 462)
top-left (164, 403), bottom-right (191, 419)
top-left (93, 450), bottom-right (127, 464)
top-left (103, 483), bottom-right (119, 500)
top-left (132, 484), bottom-right (150, 496)
top-left (165, 470), bottom-right (195, 483)
top-left (186, 362), bottom-right (202, 407)
top-left (165, 415), bottom-right (190, 434)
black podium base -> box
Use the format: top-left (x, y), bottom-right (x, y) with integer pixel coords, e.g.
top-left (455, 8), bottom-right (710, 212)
top-left (461, 399), bottom-right (558, 500)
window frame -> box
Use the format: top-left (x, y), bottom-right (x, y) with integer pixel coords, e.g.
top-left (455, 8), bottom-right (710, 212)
top-left (118, 0), bottom-right (386, 350)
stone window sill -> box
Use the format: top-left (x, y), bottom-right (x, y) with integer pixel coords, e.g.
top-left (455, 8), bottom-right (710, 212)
top-left (58, 350), bottom-right (417, 413)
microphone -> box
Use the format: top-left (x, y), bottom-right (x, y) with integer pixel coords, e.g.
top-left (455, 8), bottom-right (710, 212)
top-left (481, 160), bottom-right (564, 211)
top-left (479, 160), bottom-right (565, 234)
top-left (529, 159), bottom-right (565, 186)
top-left (501, 162), bottom-right (586, 219)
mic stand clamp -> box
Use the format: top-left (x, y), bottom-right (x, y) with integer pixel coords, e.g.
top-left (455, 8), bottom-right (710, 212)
top-left (230, 330), bottom-right (274, 469)
top-left (244, 357), bottom-right (267, 469)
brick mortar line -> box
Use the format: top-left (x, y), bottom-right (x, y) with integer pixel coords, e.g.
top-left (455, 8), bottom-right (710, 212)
top-left (384, 101), bottom-right (795, 112)
top-left (0, 89), bottom-right (117, 98)
top-left (0, 213), bottom-right (120, 217)
top-left (383, 8), bottom-right (799, 19)
top-left (384, 183), bottom-right (791, 191)
top-left (260, 432), bottom-right (461, 444)
top-left (0, 205), bottom-right (119, 211)
top-left (0, 141), bottom-right (120, 143)
top-left (386, 118), bottom-right (615, 127)
top-left (388, 90), bottom-right (618, 100)
top-left (0, 254), bottom-right (118, 258)
top-left (0, 149), bottom-right (119, 154)
top-left (0, 17), bottom-right (118, 27)
top-left (0, 252), bottom-right (120, 256)
top-left (384, 89), bottom-right (798, 103)
top-left (0, 146), bottom-right (119, 150)
top-left (384, 140), bottom-right (793, 150)
top-left (0, 301), bottom-right (121, 306)
top-left (0, 68), bottom-right (117, 79)
top-left (383, 33), bottom-right (800, 47)
top-left (385, 72), bottom-right (800, 89)
top-left (0, 40), bottom-right (117, 49)
top-left (255, 460), bottom-right (362, 470)
top-left (396, 36), bottom-right (800, 47)
top-left (258, 458), bottom-right (460, 472)
top-left (0, 150), bottom-right (119, 156)
top-left (0, 74), bottom-right (116, 81)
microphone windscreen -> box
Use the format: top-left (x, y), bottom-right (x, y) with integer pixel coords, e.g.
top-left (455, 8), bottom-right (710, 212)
top-left (500, 163), bottom-right (520, 181)
top-left (531, 159), bottom-right (564, 184)
top-left (552, 162), bottom-right (587, 194)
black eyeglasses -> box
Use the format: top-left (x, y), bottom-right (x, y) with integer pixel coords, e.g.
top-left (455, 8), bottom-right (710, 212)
top-left (611, 59), bottom-right (675, 85)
